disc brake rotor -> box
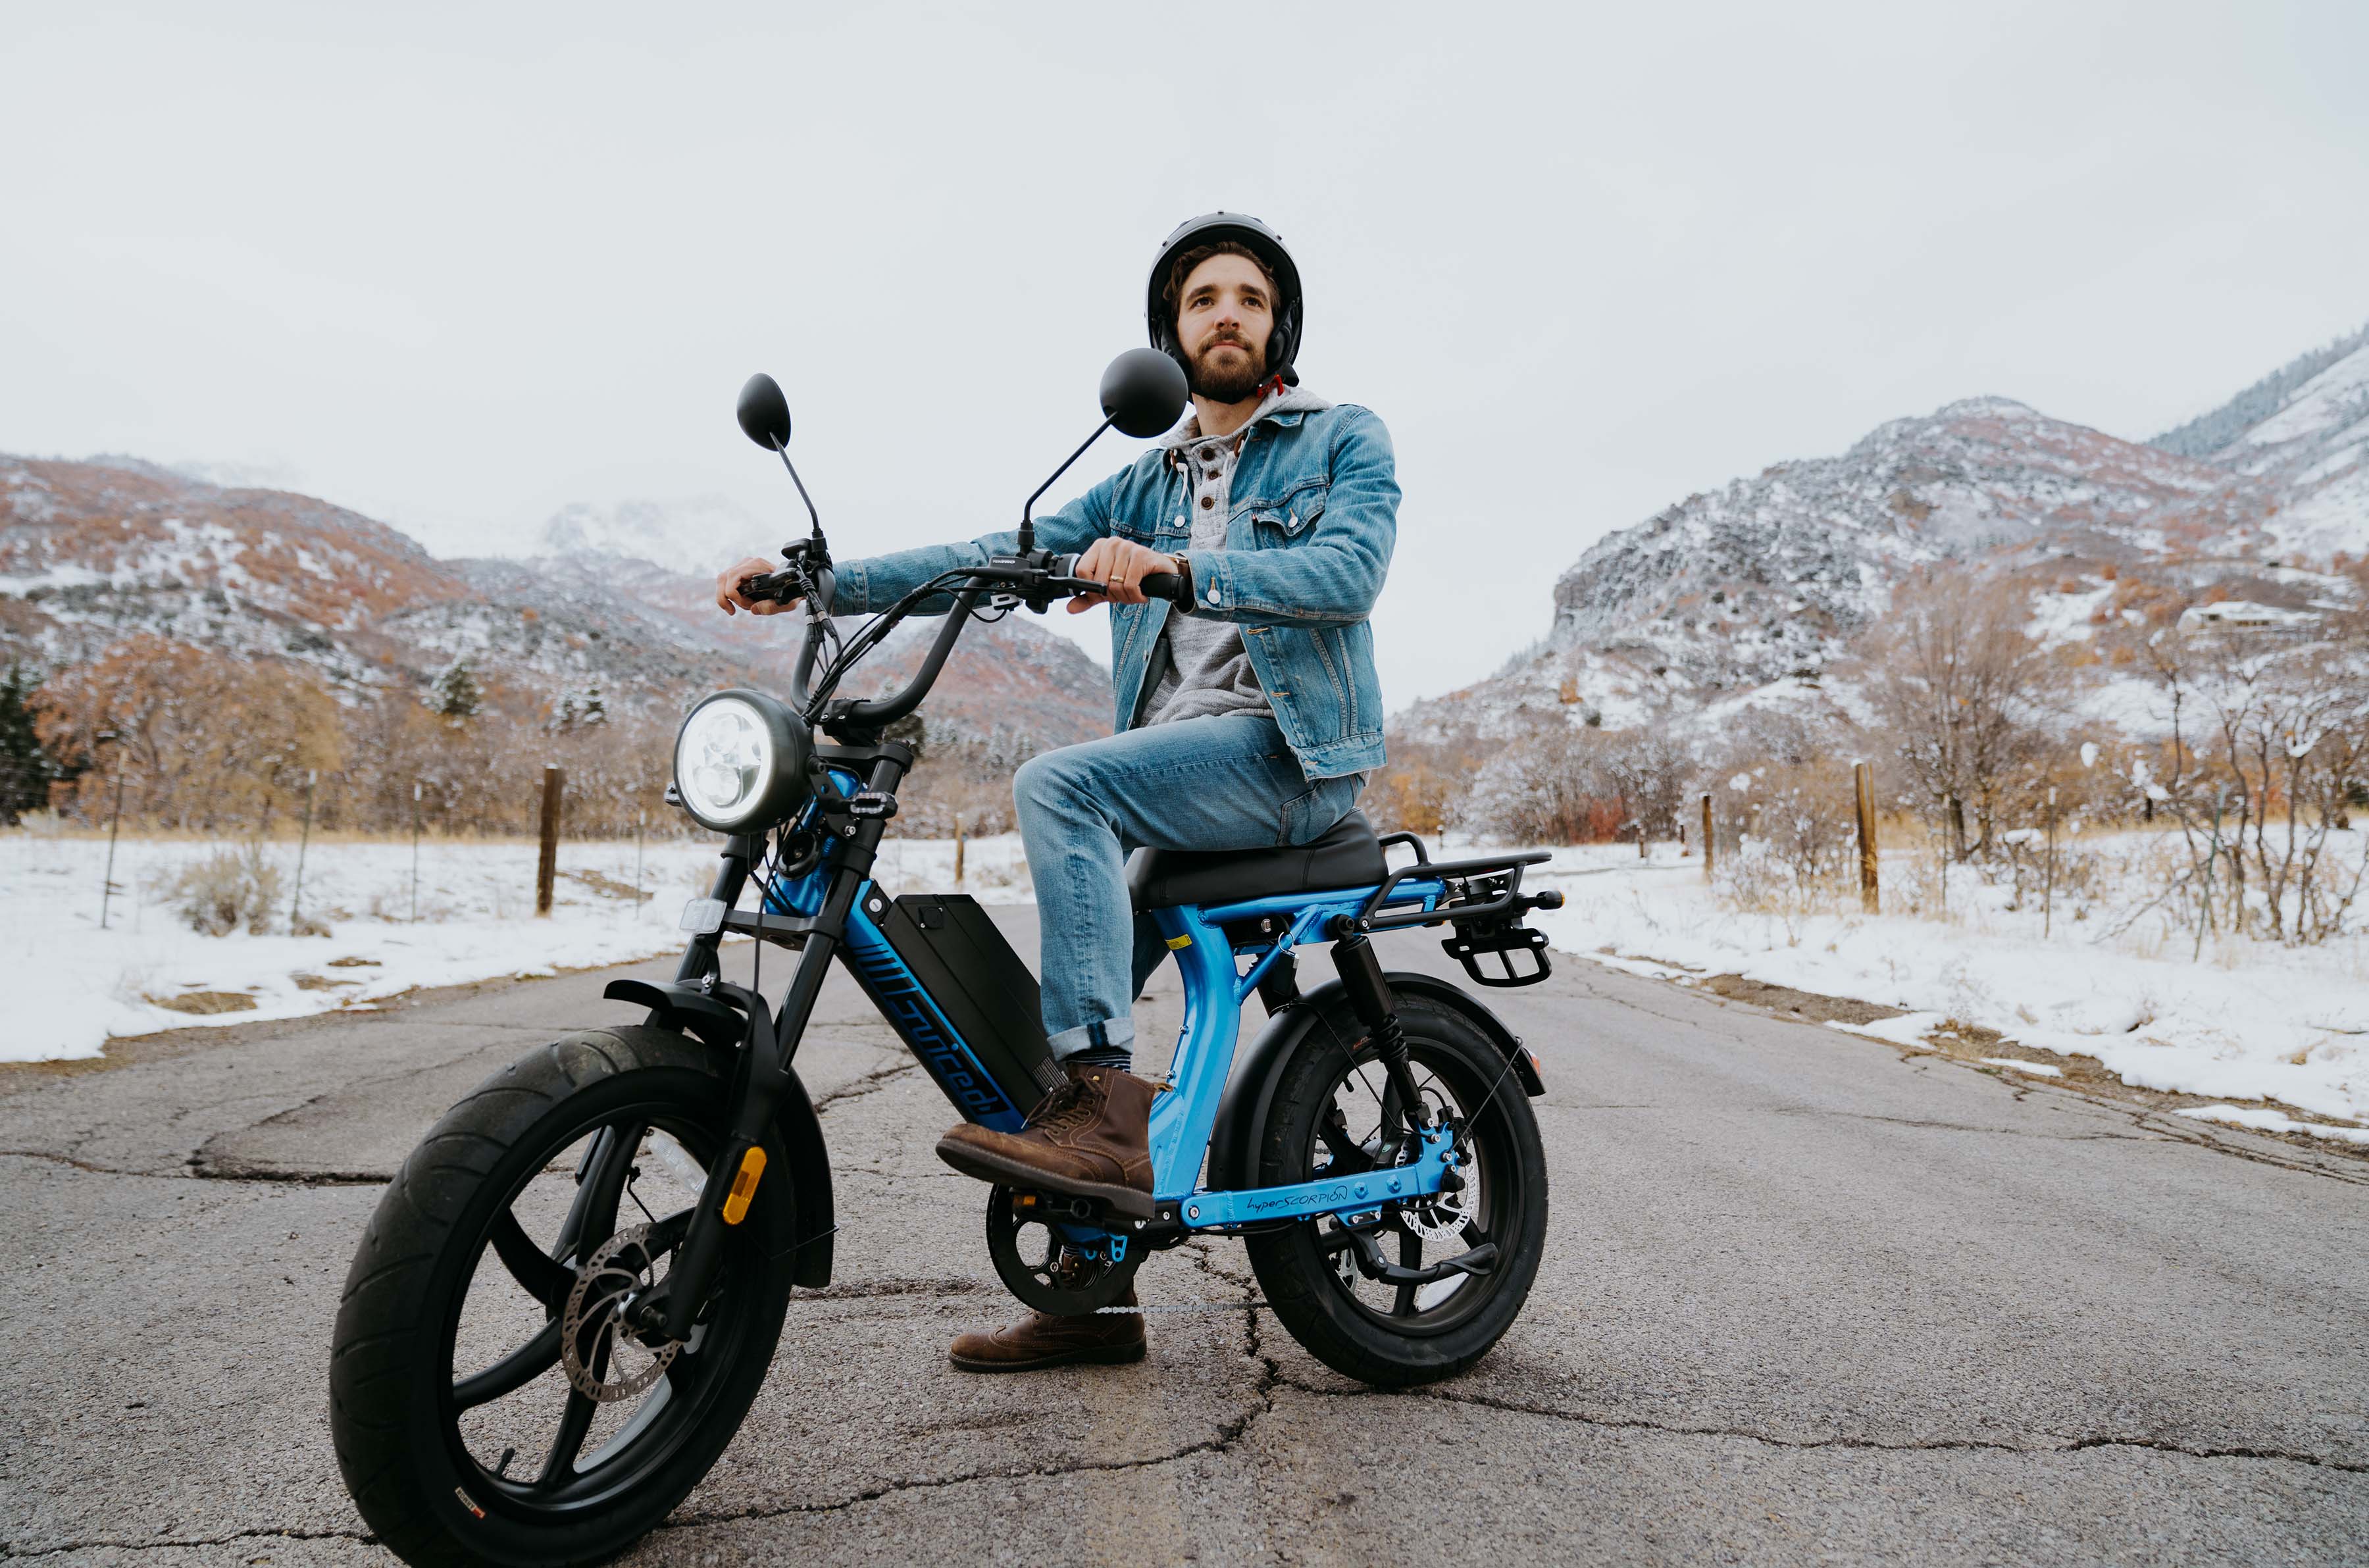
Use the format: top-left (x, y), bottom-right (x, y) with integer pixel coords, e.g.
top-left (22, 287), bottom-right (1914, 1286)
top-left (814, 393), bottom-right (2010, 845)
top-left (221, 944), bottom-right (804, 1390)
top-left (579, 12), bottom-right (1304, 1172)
top-left (1401, 1109), bottom-right (1472, 1245)
top-left (561, 1223), bottom-right (681, 1403)
top-left (1402, 1190), bottom-right (1470, 1246)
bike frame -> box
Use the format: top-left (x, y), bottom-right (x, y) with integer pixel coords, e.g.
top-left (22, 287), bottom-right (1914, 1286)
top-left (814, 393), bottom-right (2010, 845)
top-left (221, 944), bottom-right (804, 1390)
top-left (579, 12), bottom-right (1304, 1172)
top-left (651, 745), bottom-right (1461, 1253)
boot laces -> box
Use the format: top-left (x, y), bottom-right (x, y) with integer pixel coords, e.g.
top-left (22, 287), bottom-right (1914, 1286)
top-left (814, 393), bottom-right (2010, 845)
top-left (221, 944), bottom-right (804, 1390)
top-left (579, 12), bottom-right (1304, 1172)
top-left (1023, 1076), bottom-right (1102, 1135)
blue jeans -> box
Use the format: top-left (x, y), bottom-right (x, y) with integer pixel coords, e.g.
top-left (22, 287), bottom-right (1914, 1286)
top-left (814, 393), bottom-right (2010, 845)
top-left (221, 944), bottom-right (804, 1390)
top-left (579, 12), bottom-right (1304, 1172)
top-left (1013, 713), bottom-right (1365, 1061)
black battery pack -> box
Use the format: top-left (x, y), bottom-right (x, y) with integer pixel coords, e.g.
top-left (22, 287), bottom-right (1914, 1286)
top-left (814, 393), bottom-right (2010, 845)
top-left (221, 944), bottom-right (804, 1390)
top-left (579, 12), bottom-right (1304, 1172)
top-left (875, 894), bottom-right (1064, 1109)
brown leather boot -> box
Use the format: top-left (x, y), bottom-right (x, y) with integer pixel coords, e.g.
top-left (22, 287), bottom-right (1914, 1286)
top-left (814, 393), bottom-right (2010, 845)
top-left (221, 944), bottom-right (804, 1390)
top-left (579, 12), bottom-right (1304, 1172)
top-left (934, 1061), bottom-right (1156, 1219)
top-left (948, 1290), bottom-right (1146, 1373)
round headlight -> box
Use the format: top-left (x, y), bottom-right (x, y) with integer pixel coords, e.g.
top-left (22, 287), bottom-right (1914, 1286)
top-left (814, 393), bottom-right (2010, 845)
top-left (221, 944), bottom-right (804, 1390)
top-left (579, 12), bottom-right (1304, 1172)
top-left (671, 690), bottom-right (811, 833)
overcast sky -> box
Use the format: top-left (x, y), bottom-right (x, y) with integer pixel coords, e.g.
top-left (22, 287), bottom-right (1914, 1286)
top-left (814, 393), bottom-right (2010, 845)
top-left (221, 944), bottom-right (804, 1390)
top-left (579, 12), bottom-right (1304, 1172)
top-left (6, 1), bottom-right (2365, 707)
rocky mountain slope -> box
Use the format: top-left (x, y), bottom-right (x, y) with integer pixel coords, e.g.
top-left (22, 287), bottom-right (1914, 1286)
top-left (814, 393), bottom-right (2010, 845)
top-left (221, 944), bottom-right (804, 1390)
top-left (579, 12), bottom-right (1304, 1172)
top-left (0, 456), bottom-right (1111, 751)
top-left (1400, 325), bottom-right (2369, 742)
top-left (2151, 324), bottom-right (2369, 564)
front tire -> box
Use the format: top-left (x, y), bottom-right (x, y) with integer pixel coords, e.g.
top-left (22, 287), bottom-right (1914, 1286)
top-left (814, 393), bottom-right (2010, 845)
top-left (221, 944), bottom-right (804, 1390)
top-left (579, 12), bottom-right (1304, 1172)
top-left (1244, 996), bottom-right (1548, 1388)
top-left (329, 1026), bottom-right (798, 1567)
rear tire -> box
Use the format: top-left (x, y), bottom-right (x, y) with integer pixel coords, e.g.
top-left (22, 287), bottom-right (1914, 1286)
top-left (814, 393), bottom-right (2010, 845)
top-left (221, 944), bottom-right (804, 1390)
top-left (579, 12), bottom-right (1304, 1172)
top-left (329, 1026), bottom-right (798, 1567)
top-left (1244, 996), bottom-right (1548, 1388)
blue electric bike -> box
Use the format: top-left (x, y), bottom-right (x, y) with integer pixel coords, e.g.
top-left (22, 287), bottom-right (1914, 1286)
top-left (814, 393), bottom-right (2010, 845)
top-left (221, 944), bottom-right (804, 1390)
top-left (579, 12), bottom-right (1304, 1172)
top-left (329, 351), bottom-right (1559, 1567)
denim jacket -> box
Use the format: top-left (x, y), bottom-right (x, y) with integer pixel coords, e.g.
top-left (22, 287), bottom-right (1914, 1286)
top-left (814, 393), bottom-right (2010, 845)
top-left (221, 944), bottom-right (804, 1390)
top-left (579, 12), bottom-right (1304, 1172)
top-left (832, 402), bottom-right (1398, 780)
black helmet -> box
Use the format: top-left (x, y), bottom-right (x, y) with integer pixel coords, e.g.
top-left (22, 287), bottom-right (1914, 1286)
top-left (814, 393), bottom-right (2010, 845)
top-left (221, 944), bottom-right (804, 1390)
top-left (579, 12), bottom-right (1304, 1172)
top-left (1146, 212), bottom-right (1304, 388)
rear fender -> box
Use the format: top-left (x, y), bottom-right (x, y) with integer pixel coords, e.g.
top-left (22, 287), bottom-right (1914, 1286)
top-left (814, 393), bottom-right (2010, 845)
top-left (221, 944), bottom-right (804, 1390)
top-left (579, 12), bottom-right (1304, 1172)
top-left (603, 978), bottom-right (836, 1287)
top-left (1206, 972), bottom-right (1543, 1193)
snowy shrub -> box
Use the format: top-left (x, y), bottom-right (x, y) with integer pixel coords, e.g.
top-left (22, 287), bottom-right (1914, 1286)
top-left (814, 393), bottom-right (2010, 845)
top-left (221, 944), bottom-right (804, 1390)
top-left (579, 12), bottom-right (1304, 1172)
top-left (1448, 722), bottom-right (1690, 844)
top-left (168, 846), bottom-right (283, 937)
top-left (1734, 762), bottom-right (1860, 888)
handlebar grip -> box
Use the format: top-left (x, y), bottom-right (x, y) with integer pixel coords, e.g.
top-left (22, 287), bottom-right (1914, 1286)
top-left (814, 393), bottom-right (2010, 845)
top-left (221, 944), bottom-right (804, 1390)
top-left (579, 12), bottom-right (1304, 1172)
top-left (1140, 570), bottom-right (1186, 603)
top-left (738, 570), bottom-right (797, 604)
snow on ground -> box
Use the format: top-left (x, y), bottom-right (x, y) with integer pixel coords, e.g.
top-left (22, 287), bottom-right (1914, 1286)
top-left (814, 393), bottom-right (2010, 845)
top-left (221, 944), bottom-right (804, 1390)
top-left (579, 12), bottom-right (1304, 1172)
top-left (2175, 1104), bottom-right (2369, 1146)
top-left (18, 821), bottom-right (2369, 1139)
top-left (1515, 838), bottom-right (2369, 1130)
top-left (1, 830), bottom-right (1031, 1064)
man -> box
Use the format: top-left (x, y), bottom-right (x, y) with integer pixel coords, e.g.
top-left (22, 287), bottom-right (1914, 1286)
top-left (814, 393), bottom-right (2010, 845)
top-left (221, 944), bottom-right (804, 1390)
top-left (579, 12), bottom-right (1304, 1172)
top-left (715, 213), bottom-right (1398, 1369)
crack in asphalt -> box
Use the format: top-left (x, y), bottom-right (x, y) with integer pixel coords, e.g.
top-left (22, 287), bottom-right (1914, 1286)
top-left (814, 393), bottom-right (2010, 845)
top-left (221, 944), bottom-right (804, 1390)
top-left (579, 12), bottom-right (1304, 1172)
top-left (1265, 1377), bottom-right (2369, 1476)
top-left (0, 1148), bottom-right (386, 1186)
top-left (792, 1277), bottom-right (996, 1301)
top-left (653, 1244), bottom-right (1281, 1534)
top-left (9, 1040), bottom-right (915, 1190)
top-left (2119, 1106), bottom-right (2369, 1186)
top-left (807, 1056), bottom-right (923, 1114)
top-left (180, 1032), bottom-right (531, 1177)
top-left (1769, 1106), bottom-right (2150, 1142)
top-left (0, 1525), bottom-right (374, 1559)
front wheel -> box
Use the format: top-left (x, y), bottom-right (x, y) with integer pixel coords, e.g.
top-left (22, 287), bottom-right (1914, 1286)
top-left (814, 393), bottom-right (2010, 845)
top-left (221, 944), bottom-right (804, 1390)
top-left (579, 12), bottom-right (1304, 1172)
top-left (1244, 995), bottom-right (1548, 1387)
top-left (329, 1027), bottom-right (799, 1567)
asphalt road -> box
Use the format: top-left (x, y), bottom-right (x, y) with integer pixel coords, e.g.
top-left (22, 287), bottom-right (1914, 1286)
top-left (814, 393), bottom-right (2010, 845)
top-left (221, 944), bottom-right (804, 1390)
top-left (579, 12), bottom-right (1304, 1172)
top-left (4, 906), bottom-right (2367, 1566)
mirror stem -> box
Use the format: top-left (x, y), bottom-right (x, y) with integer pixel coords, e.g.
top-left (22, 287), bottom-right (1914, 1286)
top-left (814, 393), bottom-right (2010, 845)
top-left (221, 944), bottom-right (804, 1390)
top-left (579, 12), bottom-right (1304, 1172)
top-left (1019, 416), bottom-right (1113, 555)
top-left (777, 447), bottom-right (823, 541)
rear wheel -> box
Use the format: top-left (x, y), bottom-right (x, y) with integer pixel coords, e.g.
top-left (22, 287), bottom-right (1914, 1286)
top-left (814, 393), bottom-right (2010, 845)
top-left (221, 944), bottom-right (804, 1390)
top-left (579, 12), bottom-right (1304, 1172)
top-left (1244, 996), bottom-right (1548, 1387)
top-left (329, 1027), bottom-right (798, 1567)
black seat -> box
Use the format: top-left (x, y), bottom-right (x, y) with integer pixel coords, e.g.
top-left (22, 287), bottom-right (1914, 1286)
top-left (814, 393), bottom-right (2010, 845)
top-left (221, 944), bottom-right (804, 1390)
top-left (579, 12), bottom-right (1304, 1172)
top-left (1127, 809), bottom-right (1389, 912)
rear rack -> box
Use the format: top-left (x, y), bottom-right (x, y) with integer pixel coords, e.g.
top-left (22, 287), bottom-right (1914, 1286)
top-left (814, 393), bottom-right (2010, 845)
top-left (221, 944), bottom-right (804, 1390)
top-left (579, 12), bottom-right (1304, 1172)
top-left (1356, 847), bottom-right (1550, 931)
top-left (1340, 840), bottom-right (1566, 988)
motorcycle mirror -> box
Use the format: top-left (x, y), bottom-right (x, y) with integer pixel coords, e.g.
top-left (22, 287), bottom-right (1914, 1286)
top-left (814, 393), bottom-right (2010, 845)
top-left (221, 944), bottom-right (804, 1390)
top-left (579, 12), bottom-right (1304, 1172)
top-left (736, 373), bottom-right (794, 451)
top-left (1099, 348), bottom-right (1190, 440)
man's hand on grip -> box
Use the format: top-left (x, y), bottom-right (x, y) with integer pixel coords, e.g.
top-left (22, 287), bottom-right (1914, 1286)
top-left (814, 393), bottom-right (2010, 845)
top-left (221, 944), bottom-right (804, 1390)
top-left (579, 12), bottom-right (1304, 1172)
top-left (1068, 538), bottom-right (1183, 614)
top-left (716, 556), bottom-right (798, 616)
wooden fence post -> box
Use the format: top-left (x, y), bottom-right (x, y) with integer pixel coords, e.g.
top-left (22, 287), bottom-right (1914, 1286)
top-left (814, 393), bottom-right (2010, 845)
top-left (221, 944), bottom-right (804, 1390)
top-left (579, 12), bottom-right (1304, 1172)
top-left (954, 813), bottom-right (966, 887)
top-left (1700, 793), bottom-right (1714, 884)
top-left (2043, 784), bottom-right (2058, 938)
top-left (536, 764), bottom-right (563, 917)
top-left (1853, 761), bottom-right (1879, 914)
top-left (97, 732), bottom-right (126, 931)
top-left (290, 768), bottom-right (318, 930)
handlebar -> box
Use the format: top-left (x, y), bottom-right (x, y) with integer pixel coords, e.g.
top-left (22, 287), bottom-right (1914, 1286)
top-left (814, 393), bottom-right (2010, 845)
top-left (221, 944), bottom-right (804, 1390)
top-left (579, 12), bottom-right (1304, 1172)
top-left (736, 550), bottom-right (1188, 737)
top-left (732, 555), bottom-right (1184, 611)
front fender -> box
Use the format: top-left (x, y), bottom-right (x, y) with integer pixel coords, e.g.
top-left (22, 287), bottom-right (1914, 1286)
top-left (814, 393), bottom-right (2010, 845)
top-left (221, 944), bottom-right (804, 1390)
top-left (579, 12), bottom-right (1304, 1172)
top-left (603, 979), bottom-right (836, 1288)
top-left (1206, 972), bottom-right (1544, 1193)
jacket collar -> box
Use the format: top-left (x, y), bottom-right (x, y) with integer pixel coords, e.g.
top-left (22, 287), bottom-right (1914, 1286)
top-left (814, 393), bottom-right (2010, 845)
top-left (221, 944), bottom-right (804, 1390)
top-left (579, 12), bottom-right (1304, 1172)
top-left (1158, 382), bottom-right (1333, 453)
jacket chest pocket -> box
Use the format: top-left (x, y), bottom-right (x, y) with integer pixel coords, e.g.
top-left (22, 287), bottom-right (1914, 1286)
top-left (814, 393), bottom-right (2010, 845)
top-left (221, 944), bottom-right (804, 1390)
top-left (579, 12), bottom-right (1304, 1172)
top-left (1128, 473), bottom-right (1192, 546)
top-left (1246, 482), bottom-right (1329, 540)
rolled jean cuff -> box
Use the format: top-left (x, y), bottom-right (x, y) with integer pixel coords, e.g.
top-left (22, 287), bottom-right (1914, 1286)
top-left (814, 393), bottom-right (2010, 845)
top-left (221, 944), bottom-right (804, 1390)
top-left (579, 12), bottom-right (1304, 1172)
top-left (1046, 1016), bottom-right (1136, 1061)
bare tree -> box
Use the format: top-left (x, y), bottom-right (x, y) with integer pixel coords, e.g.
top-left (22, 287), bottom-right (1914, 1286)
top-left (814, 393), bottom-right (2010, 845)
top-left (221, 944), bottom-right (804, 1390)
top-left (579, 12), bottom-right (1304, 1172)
top-left (1857, 574), bottom-right (2065, 857)
top-left (2137, 604), bottom-right (2369, 946)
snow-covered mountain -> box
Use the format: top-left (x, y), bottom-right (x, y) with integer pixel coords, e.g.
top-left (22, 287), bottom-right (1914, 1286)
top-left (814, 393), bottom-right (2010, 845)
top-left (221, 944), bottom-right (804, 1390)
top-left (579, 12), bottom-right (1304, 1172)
top-left (2151, 324), bottom-right (2369, 564)
top-left (0, 457), bottom-right (1113, 750)
top-left (1401, 326), bottom-right (2369, 741)
top-left (537, 495), bottom-right (779, 567)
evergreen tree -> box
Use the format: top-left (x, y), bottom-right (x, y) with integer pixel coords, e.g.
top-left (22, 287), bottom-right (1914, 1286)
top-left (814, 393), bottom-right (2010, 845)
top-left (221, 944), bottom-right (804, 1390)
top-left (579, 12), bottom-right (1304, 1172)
top-left (0, 664), bottom-right (70, 824)
top-left (428, 659), bottom-right (482, 721)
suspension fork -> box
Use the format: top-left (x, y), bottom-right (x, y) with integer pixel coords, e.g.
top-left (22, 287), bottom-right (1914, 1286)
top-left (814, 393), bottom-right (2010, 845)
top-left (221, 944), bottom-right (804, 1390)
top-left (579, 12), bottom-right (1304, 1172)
top-left (648, 759), bottom-right (898, 1342)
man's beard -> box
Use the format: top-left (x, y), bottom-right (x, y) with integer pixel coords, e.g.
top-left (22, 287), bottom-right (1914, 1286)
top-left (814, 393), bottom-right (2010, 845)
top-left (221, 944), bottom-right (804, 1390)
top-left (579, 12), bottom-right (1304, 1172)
top-left (1186, 336), bottom-right (1268, 403)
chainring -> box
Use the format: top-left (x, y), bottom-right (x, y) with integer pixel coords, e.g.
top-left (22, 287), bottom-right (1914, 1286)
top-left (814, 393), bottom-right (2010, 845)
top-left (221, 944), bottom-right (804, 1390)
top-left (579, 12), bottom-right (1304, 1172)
top-left (984, 1186), bottom-right (1142, 1315)
top-left (561, 1224), bottom-right (682, 1403)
